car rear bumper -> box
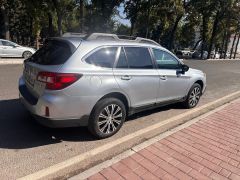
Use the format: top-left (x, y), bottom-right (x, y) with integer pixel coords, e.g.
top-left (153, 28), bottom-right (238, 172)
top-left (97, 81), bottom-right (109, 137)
top-left (18, 76), bottom-right (93, 127)
top-left (33, 115), bottom-right (89, 128)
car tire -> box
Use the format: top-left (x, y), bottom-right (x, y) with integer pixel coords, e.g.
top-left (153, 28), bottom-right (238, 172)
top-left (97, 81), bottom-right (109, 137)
top-left (88, 98), bottom-right (126, 139)
top-left (22, 51), bottom-right (32, 59)
top-left (182, 83), bottom-right (202, 109)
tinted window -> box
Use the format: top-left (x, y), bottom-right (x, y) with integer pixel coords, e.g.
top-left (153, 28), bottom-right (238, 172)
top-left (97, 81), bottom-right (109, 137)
top-left (2, 41), bottom-right (15, 46)
top-left (153, 49), bottom-right (179, 69)
top-left (85, 47), bottom-right (118, 68)
top-left (116, 48), bottom-right (128, 68)
top-left (124, 47), bottom-right (153, 69)
top-left (28, 40), bottom-right (73, 65)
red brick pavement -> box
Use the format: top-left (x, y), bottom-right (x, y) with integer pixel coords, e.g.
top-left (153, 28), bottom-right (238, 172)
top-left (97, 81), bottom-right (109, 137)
top-left (88, 100), bottom-right (240, 180)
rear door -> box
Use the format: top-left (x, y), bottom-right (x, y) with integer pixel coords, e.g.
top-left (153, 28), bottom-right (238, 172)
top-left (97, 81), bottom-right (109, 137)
top-left (152, 48), bottom-right (190, 102)
top-left (113, 47), bottom-right (159, 108)
top-left (23, 39), bottom-right (76, 98)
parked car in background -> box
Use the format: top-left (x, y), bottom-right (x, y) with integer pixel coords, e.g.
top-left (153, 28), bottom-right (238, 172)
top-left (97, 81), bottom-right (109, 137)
top-left (192, 50), bottom-right (208, 60)
top-left (19, 33), bottom-right (206, 139)
top-left (176, 48), bottom-right (194, 59)
top-left (0, 39), bottom-right (36, 58)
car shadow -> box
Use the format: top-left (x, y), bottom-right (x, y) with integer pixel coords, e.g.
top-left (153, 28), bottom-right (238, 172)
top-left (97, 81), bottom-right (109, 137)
top-left (127, 103), bottom-right (185, 121)
top-left (0, 99), bottom-right (186, 149)
top-left (0, 99), bottom-right (96, 149)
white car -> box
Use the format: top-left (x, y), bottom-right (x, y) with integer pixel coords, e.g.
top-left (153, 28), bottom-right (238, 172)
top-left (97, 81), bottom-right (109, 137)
top-left (0, 39), bottom-right (36, 58)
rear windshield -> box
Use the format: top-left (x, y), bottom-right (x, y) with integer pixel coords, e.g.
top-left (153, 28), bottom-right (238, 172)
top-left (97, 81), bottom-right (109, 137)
top-left (28, 39), bottom-right (75, 65)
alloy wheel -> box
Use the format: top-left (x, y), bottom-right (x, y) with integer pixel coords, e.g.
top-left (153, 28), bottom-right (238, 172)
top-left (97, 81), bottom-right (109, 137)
top-left (189, 87), bottom-right (201, 107)
top-left (97, 104), bottom-right (123, 134)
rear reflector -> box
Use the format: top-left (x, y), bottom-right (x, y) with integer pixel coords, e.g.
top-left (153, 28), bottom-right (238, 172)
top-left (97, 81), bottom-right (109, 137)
top-left (37, 72), bottom-right (82, 90)
top-left (45, 107), bottom-right (49, 117)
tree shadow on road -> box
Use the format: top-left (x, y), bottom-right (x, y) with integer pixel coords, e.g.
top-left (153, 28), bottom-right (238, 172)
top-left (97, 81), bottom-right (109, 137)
top-left (0, 99), bottom-right (96, 149)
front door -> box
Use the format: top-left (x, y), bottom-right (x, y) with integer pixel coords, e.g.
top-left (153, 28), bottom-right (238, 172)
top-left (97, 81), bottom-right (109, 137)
top-left (151, 48), bottom-right (190, 103)
top-left (113, 47), bottom-right (159, 108)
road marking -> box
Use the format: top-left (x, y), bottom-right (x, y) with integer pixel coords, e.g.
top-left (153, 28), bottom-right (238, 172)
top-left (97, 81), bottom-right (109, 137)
top-left (18, 90), bottom-right (240, 180)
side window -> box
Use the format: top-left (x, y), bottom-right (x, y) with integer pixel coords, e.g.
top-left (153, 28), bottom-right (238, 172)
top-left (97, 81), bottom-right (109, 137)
top-left (116, 48), bottom-right (128, 68)
top-left (0, 41), bottom-right (2, 45)
top-left (153, 49), bottom-right (180, 69)
top-left (124, 47), bottom-right (153, 69)
top-left (85, 47), bottom-right (118, 68)
top-left (2, 41), bottom-right (14, 46)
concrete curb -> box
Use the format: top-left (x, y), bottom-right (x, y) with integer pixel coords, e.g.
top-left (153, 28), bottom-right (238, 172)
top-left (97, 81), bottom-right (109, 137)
top-left (18, 91), bottom-right (240, 180)
top-left (0, 59), bottom-right (24, 65)
top-left (183, 59), bottom-right (240, 61)
top-left (205, 58), bottom-right (240, 61)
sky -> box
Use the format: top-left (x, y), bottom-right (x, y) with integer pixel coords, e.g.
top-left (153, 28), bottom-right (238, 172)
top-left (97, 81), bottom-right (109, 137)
top-left (115, 4), bottom-right (131, 26)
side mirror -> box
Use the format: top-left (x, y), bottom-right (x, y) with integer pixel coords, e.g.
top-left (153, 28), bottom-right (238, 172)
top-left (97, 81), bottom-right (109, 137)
top-left (182, 64), bottom-right (189, 72)
top-left (177, 64), bottom-right (189, 75)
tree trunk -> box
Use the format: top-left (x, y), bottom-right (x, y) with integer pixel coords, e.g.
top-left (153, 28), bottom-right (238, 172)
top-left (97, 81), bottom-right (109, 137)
top-left (48, 13), bottom-right (54, 37)
top-left (130, 20), bottom-right (135, 36)
top-left (79, 0), bottom-right (84, 33)
top-left (230, 33), bottom-right (237, 59)
top-left (224, 32), bottom-right (231, 59)
top-left (220, 28), bottom-right (227, 58)
top-left (145, 0), bottom-right (151, 38)
top-left (234, 33), bottom-right (240, 59)
top-left (57, 13), bottom-right (63, 36)
top-left (201, 15), bottom-right (207, 59)
top-left (1, 5), bottom-right (10, 40)
top-left (168, 15), bottom-right (182, 51)
top-left (52, 0), bottom-right (62, 36)
top-left (207, 11), bottom-right (220, 59)
top-left (29, 16), bottom-right (33, 46)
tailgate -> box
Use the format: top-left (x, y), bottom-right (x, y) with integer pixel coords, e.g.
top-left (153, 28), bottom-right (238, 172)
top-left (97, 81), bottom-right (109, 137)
top-left (23, 62), bottom-right (61, 98)
top-left (23, 38), bottom-right (78, 98)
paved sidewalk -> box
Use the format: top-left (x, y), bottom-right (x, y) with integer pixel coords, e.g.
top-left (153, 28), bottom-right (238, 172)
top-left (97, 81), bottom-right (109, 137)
top-left (82, 100), bottom-right (240, 180)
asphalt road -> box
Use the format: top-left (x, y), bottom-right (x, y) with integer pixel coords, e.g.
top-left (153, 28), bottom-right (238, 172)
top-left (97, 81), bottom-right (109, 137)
top-left (0, 60), bottom-right (240, 179)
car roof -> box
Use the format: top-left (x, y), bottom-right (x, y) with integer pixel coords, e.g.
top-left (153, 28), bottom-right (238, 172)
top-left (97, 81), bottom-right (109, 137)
top-left (52, 37), bottom-right (167, 51)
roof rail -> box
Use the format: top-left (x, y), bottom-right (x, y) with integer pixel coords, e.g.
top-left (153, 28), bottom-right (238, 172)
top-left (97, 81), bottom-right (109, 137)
top-left (62, 32), bottom-right (87, 38)
top-left (86, 33), bottom-right (160, 46)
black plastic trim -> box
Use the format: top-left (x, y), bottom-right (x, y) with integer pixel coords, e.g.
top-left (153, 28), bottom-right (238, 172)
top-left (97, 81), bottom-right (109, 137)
top-left (128, 98), bottom-right (185, 116)
top-left (19, 85), bottom-right (38, 105)
top-left (33, 115), bottom-right (89, 128)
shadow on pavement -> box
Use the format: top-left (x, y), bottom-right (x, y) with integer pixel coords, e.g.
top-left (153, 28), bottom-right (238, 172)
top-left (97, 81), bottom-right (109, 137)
top-left (0, 99), bottom-right (185, 149)
top-left (0, 99), bottom-right (95, 149)
top-left (128, 103), bottom-right (185, 121)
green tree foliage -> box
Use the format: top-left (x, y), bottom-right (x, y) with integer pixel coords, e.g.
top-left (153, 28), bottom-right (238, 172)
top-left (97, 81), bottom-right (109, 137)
top-left (0, 0), bottom-right (239, 58)
top-left (84, 0), bottom-right (123, 33)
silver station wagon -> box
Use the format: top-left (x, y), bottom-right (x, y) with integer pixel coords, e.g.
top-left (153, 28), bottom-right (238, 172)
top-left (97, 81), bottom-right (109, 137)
top-left (19, 33), bottom-right (206, 138)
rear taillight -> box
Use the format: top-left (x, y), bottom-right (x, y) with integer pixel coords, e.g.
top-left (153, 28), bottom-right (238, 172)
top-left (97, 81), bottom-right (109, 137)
top-left (37, 72), bottom-right (82, 90)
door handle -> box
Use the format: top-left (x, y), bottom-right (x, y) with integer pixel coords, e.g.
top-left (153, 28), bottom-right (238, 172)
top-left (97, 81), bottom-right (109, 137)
top-left (160, 75), bottom-right (167, 80)
top-left (121, 75), bottom-right (131, 81)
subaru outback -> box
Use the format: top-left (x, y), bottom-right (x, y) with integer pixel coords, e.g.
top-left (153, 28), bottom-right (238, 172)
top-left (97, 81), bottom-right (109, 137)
top-left (19, 33), bottom-right (206, 139)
